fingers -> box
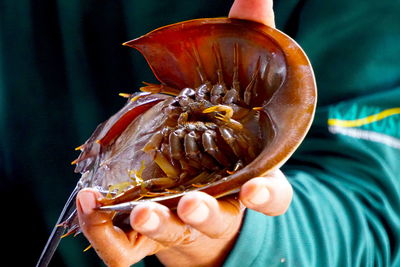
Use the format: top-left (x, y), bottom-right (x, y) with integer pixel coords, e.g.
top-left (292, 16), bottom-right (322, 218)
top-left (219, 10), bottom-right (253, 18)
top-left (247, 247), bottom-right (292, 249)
top-left (229, 0), bottom-right (275, 28)
top-left (177, 192), bottom-right (243, 239)
top-left (130, 169), bottom-right (290, 247)
top-left (239, 169), bottom-right (293, 216)
top-left (128, 192), bottom-right (243, 266)
top-left (77, 169), bottom-right (291, 266)
top-left (130, 191), bottom-right (243, 246)
top-left (76, 189), bottom-right (158, 267)
top-left (130, 202), bottom-right (195, 246)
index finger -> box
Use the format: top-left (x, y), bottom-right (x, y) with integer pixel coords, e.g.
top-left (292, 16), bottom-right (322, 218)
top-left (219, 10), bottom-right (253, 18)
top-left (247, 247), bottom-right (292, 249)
top-left (228, 0), bottom-right (275, 28)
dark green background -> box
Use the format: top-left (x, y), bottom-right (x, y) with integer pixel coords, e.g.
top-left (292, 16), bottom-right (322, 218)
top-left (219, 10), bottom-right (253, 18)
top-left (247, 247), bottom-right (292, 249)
top-left (0, 1), bottom-right (233, 266)
top-left (1, 0), bottom-right (399, 266)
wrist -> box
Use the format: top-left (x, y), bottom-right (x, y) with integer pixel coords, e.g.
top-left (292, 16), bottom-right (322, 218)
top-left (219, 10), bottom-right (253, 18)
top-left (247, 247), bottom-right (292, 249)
top-left (156, 221), bottom-right (242, 267)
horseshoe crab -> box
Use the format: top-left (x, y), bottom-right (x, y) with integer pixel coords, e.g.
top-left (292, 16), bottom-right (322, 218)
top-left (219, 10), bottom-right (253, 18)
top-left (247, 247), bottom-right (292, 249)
top-left (37, 18), bottom-right (317, 266)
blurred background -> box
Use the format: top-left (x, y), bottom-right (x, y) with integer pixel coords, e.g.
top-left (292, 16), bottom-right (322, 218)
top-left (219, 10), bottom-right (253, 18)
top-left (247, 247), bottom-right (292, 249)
top-left (0, 1), bottom-right (232, 266)
top-left (1, 0), bottom-right (399, 266)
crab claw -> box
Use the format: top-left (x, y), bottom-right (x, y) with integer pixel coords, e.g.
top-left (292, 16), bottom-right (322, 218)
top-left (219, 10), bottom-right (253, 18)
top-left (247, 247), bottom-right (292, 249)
top-left (203, 105), bottom-right (243, 130)
top-left (203, 104), bottom-right (233, 119)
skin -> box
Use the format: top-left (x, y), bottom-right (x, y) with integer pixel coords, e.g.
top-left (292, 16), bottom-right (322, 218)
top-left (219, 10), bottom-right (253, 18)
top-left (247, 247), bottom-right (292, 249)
top-left (76, 1), bottom-right (293, 266)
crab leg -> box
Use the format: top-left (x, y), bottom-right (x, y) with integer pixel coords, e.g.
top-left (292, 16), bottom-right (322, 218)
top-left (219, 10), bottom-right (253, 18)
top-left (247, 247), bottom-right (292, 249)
top-left (219, 127), bottom-right (243, 158)
top-left (210, 43), bottom-right (227, 104)
top-left (142, 130), bottom-right (164, 155)
top-left (184, 131), bottom-right (201, 160)
top-left (178, 159), bottom-right (198, 179)
top-left (227, 160), bottom-right (244, 175)
top-left (222, 88), bottom-right (239, 105)
top-left (202, 129), bottom-right (230, 167)
top-left (154, 150), bottom-right (180, 178)
top-left (177, 112), bottom-right (189, 125)
top-left (99, 186), bottom-right (143, 206)
top-left (195, 83), bottom-right (212, 102)
top-left (182, 171), bottom-right (212, 187)
top-left (186, 158), bottom-right (203, 169)
top-left (203, 104), bottom-right (243, 130)
top-left (243, 57), bottom-right (261, 105)
top-left (169, 129), bottom-right (185, 160)
top-left (100, 176), bottom-right (177, 206)
top-left (232, 43), bottom-right (241, 95)
top-left (237, 133), bottom-right (258, 160)
top-left (117, 92), bottom-right (154, 103)
top-left (213, 43), bottom-right (225, 85)
top-left (168, 129), bottom-right (203, 179)
top-left (190, 43), bottom-right (208, 85)
top-left (198, 153), bottom-right (219, 171)
top-left (177, 87), bottom-right (196, 107)
top-left (203, 104), bottom-right (233, 119)
top-left (146, 177), bottom-right (177, 190)
top-left (210, 83), bottom-right (227, 104)
top-left (220, 45), bottom-right (242, 105)
top-left (183, 131), bottom-right (217, 171)
top-left (142, 128), bottom-right (180, 178)
top-left (186, 43), bottom-right (215, 101)
top-left (140, 82), bottom-right (180, 96)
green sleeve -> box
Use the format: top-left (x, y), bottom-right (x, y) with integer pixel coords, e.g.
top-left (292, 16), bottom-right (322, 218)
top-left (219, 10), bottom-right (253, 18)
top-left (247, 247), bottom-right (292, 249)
top-left (224, 0), bottom-right (400, 265)
top-left (224, 87), bottom-right (400, 266)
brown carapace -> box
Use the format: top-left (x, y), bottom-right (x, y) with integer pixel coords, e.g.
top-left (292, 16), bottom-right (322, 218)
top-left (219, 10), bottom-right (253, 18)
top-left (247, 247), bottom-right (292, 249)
top-left (37, 18), bottom-right (316, 267)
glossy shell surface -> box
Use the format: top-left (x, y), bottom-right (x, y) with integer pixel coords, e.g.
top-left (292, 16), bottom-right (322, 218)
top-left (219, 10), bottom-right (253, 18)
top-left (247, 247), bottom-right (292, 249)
top-left (75, 18), bottom-right (317, 209)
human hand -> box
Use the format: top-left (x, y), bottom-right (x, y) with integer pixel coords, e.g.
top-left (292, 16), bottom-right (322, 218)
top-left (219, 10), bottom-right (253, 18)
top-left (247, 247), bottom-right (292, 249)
top-left (77, 169), bottom-right (292, 267)
top-left (76, 1), bottom-right (293, 266)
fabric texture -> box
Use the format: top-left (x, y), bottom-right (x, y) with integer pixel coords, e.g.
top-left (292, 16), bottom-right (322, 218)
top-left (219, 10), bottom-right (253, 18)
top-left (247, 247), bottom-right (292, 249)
top-left (224, 1), bottom-right (400, 266)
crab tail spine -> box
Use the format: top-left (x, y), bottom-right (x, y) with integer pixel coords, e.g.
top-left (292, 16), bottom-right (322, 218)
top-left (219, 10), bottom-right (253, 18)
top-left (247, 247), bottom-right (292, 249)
top-left (36, 186), bottom-right (80, 267)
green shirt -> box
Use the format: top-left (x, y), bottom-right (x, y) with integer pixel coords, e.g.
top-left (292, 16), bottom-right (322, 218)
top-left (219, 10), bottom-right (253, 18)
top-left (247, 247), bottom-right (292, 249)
top-left (226, 1), bottom-right (400, 266)
top-left (1, 0), bottom-right (399, 266)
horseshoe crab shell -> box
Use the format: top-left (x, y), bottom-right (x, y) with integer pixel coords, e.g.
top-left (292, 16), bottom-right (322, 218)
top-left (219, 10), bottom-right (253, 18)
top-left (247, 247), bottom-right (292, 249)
top-left (76, 18), bottom-right (317, 210)
top-left (37, 18), bottom-right (317, 267)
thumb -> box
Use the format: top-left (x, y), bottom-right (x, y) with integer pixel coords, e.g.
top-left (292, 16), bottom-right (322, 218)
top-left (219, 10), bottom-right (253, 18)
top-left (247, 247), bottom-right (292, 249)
top-left (76, 189), bottom-right (156, 267)
top-left (228, 0), bottom-right (275, 28)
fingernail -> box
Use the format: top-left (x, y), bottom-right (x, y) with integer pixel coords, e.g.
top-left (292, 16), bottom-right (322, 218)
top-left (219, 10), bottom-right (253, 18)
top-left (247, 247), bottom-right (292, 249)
top-left (78, 191), bottom-right (97, 215)
top-left (185, 202), bottom-right (209, 224)
top-left (139, 211), bottom-right (160, 232)
top-left (249, 186), bottom-right (270, 205)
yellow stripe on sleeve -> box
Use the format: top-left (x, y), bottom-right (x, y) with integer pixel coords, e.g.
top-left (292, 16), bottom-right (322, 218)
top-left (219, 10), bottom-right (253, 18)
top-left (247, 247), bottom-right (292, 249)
top-left (328, 107), bottom-right (400, 127)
